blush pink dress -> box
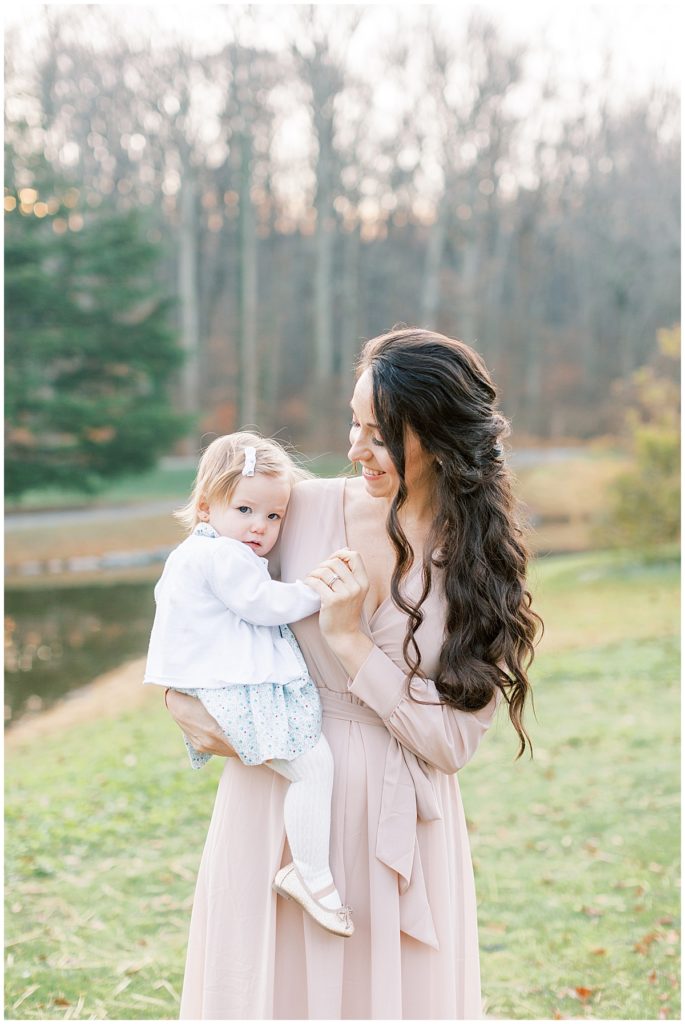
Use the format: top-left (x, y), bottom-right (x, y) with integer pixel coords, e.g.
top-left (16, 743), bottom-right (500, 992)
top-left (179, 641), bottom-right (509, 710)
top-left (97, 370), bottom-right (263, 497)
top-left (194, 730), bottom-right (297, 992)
top-left (179, 477), bottom-right (501, 1020)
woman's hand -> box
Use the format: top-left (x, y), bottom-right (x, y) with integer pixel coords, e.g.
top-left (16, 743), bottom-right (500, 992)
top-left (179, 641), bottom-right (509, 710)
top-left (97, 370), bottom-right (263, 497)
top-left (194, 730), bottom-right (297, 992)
top-left (164, 689), bottom-right (239, 758)
top-left (305, 548), bottom-right (374, 676)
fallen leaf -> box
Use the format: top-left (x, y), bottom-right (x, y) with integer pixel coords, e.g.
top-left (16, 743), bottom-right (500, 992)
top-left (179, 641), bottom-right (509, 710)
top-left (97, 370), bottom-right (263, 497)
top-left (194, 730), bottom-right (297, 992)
top-left (575, 987), bottom-right (593, 1002)
top-left (53, 997), bottom-right (71, 1006)
top-left (591, 947), bottom-right (607, 956)
top-left (634, 931), bottom-right (659, 954)
top-left (647, 970), bottom-right (657, 984)
top-left (582, 906), bottom-right (603, 917)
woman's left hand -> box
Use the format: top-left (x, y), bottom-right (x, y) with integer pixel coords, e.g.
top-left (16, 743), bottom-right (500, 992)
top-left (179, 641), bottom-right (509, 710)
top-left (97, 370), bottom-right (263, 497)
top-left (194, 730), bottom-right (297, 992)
top-left (305, 547), bottom-right (370, 656)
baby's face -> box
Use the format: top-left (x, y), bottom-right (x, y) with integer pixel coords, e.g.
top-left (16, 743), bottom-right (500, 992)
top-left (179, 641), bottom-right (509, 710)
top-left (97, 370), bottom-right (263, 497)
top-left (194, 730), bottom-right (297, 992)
top-left (205, 474), bottom-right (291, 556)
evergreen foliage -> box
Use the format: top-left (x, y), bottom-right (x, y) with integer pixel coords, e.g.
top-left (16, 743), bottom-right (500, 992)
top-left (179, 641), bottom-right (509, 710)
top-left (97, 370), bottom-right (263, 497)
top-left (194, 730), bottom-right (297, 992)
top-left (5, 179), bottom-right (189, 497)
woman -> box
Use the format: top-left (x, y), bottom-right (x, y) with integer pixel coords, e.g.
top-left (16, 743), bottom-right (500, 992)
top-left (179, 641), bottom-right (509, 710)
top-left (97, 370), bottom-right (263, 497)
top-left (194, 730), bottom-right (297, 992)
top-left (166, 327), bottom-right (541, 1019)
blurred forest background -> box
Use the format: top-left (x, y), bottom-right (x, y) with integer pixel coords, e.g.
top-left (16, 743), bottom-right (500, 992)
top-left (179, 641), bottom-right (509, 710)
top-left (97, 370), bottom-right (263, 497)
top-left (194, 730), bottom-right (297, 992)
top-left (5, 3), bottom-right (680, 485)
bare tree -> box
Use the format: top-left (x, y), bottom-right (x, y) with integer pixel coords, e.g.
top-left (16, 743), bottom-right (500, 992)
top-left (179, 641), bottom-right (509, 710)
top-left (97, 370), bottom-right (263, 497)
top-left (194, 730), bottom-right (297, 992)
top-left (419, 12), bottom-right (524, 347)
top-left (288, 4), bottom-right (364, 440)
top-left (6, 5), bottom-right (679, 446)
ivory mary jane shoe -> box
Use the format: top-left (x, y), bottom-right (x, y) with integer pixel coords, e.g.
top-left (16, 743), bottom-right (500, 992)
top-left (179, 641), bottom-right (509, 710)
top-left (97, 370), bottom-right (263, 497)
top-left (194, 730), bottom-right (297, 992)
top-left (272, 862), bottom-right (354, 938)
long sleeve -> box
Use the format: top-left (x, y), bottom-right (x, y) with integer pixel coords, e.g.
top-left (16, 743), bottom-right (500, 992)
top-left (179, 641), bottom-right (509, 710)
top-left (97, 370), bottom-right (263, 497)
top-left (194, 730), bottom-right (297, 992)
top-left (208, 540), bottom-right (320, 626)
top-left (347, 644), bottom-right (501, 774)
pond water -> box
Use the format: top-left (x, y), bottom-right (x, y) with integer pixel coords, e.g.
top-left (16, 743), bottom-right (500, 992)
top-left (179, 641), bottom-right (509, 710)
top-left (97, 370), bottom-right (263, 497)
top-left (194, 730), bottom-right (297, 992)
top-left (4, 580), bottom-right (155, 725)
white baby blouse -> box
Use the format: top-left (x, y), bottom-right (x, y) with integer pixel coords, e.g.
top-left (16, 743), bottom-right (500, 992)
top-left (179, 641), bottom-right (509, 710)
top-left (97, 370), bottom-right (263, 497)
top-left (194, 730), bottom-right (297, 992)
top-left (144, 525), bottom-right (321, 689)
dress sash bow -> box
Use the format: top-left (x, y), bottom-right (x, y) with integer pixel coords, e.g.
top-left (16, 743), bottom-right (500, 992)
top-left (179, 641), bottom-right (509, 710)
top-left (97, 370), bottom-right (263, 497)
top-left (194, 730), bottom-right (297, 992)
top-left (319, 689), bottom-right (442, 949)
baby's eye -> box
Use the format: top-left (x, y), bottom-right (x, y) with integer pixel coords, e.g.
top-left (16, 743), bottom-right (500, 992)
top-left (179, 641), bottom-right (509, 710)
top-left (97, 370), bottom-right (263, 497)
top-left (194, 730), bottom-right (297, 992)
top-left (237, 505), bottom-right (251, 514)
top-left (349, 418), bottom-right (360, 429)
top-left (268, 513), bottom-right (281, 521)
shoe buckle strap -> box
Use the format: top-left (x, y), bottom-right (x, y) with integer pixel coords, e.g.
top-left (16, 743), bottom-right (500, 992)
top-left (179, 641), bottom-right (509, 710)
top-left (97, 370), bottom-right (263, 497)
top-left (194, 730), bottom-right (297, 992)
top-left (336, 905), bottom-right (353, 929)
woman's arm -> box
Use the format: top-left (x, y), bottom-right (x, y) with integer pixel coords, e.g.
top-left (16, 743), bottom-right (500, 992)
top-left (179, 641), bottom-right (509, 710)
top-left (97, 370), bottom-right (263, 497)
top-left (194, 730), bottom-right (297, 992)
top-left (305, 548), bottom-right (500, 774)
top-left (344, 642), bottom-right (500, 773)
top-left (164, 689), bottom-right (239, 757)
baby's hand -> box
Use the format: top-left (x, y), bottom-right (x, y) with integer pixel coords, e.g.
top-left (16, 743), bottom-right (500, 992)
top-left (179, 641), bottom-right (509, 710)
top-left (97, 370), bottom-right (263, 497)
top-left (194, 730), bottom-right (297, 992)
top-left (303, 549), bottom-right (369, 650)
top-left (326, 547), bottom-right (354, 566)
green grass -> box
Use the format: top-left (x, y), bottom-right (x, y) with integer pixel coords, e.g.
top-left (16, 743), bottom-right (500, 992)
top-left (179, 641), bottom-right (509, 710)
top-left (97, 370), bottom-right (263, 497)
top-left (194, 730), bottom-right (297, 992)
top-left (5, 714), bottom-right (223, 1019)
top-left (5, 454), bottom-right (351, 513)
top-left (466, 548), bottom-right (680, 1020)
top-left (5, 465), bottom-right (199, 511)
top-left (4, 549), bottom-right (680, 1019)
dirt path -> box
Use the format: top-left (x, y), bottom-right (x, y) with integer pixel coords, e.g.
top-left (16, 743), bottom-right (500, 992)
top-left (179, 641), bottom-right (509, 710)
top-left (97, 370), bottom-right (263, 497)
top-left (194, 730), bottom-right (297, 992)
top-left (5, 656), bottom-right (160, 751)
top-left (5, 499), bottom-right (177, 531)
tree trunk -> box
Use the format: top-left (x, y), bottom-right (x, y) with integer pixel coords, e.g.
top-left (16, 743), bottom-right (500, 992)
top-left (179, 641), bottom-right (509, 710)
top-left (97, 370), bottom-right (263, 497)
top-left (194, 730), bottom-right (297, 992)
top-left (178, 158), bottom-right (201, 451)
top-left (310, 144), bottom-right (337, 447)
top-left (421, 206), bottom-right (447, 329)
top-left (238, 134), bottom-right (258, 428)
top-left (458, 238), bottom-right (480, 345)
top-left (262, 240), bottom-right (286, 436)
top-left (315, 178), bottom-right (334, 381)
top-left (340, 223), bottom-right (360, 378)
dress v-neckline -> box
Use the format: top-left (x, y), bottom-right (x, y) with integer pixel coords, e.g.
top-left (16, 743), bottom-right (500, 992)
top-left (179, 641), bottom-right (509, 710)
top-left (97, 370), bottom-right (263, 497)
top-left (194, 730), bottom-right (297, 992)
top-left (339, 476), bottom-right (423, 627)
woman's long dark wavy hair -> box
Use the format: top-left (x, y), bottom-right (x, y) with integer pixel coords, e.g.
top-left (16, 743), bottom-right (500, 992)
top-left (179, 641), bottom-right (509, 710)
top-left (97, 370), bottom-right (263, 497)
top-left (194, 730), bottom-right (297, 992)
top-left (357, 327), bottom-right (543, 758)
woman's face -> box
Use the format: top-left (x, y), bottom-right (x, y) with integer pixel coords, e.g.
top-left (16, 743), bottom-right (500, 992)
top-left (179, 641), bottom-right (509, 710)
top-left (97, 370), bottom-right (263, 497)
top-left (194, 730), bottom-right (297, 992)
top-left (348, 368), bottom-right (435, 501)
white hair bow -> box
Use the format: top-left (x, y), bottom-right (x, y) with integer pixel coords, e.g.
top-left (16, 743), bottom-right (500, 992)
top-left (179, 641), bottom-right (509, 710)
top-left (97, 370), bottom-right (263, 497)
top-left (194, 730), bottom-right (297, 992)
top-left (242, 446), bottom-right (257, 477)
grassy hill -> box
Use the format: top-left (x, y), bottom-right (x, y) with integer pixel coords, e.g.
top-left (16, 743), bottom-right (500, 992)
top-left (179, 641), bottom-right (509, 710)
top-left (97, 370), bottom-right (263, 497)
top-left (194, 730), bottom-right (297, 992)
top-left (4, 547), bottom-right (680, 1020)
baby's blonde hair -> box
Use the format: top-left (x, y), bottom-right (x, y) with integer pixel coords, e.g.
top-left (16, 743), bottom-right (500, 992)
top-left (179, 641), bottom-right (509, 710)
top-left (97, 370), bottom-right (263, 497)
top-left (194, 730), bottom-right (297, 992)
top-left (174, 430), bottom-right (314, 532)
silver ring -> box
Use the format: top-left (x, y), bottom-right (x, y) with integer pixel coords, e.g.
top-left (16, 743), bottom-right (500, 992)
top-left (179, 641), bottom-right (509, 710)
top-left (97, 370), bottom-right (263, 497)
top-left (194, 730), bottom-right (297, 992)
top-left (327, 573), bottom-right (342, 589)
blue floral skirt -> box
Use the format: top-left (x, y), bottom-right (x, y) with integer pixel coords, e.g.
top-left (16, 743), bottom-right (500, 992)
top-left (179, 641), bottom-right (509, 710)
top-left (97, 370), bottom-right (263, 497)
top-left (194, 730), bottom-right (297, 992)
top-left (173, 625), bottom-right (321, 769)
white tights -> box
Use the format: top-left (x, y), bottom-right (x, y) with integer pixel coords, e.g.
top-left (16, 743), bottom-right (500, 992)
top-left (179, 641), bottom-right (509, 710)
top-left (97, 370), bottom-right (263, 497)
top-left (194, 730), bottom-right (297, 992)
top-left (269, 734), bottom-right (341, 908)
